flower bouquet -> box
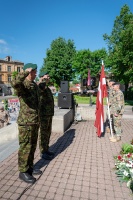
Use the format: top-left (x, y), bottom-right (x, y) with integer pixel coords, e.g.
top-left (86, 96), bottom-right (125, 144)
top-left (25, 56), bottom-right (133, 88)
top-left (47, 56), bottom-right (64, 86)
top-left (114, 145), bottom-right (133, 192)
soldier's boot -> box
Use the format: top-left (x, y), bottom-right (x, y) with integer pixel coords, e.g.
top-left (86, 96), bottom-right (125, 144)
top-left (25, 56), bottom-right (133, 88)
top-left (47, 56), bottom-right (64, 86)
top-left (110, 136), bottom-right (121, 143)
top-left (109, 136), bottom-right (116, 140)
top-left (106, 127), bottom-right (110, 133)
top-left (116, 136), bottom-right (121, 141)
top-left (33, 169), bottom-right (42, 175)
top-left (29, 167), bottom-right (42, 176)
top-left (19, 172), bottom-right (36, 184)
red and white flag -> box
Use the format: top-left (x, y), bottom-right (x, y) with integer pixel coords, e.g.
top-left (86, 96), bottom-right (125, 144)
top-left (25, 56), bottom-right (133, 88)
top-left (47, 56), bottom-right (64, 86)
top-left (94, 62), bottom-right (108, 137)
top-left (87, 69), bottom-right (91, 86)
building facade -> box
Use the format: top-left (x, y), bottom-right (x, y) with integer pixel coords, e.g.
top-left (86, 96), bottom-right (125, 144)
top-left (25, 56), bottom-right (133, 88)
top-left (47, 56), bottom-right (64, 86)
top-left (0, 56), bottom-right (24, 95)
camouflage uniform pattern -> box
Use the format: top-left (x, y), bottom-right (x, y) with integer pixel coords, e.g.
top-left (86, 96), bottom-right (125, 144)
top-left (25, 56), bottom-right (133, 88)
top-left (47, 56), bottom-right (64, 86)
top-left (39, 86), bottom-right (54, 154)
top-left (110, 89), bottom-right (125, 136)
top-left (18, 125), bottom-right (38, 171)
top-left (109, 88), bottom-right (115, 104)
top-left (11, 72), bottom-right (39, 172)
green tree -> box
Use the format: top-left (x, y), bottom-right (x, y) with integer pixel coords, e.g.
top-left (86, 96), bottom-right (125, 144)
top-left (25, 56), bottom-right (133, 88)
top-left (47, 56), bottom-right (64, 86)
top-left (90, 48), bottom-right (109, 76)
top-left (72, 79), bottom-right (80, 84)
top-left (4, 99), bottom-right (8, 110)
top-left (103, 4), bottom-right (133, 98)
top-left (72, 48), bottom-right (108, 79)
top-left (72, 49), bottom-right (92, 79)
top-left (40, 37), bottom-right (76, 87)
top-left (11, 71), bottom-right (18, 95)
top-left (11, 71), bottom-right (18, 79)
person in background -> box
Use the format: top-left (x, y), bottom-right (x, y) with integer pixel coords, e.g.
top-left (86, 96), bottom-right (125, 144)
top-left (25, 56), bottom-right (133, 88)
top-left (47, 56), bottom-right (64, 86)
top-left (0, 106), bottom-right (9, 128)
top-left (38, 72), bottom-right (55, 160)
top-left (110, 82), bottom-right (125, 142)
top-left (11, 63), bottom-right (42, 184)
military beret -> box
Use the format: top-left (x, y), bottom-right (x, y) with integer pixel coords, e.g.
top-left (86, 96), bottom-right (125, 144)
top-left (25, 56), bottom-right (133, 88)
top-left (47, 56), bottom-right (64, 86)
top-left (23, 63), bottom-right (37, 71)
top-left (112, 82), bottom-right (120, 85)
top-left (39, 71), bottom-right (48, 77)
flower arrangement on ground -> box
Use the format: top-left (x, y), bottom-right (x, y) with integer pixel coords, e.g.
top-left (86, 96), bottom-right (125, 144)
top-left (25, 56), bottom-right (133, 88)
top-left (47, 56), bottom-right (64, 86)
top-left (114, 143), bottom-right (133, 192)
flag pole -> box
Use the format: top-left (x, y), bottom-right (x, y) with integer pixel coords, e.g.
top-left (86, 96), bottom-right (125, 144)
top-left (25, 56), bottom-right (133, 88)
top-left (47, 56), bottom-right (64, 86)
top-left (106, 97), bottom-right (114, 137)
top-left (101, 60), bottom-right (113, 137)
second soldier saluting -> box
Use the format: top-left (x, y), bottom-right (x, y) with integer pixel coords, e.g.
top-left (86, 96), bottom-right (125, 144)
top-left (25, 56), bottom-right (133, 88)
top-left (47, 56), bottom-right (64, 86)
top-left (38, 72), bottom-right (55, 160)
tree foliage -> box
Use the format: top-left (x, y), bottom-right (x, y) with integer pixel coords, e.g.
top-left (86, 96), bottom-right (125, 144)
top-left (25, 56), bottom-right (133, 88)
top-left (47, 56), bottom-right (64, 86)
top-left (72, 48), bottom-right (108, 79)
top-left (11, 71), bottom-right (18, 80)
top-left (40, 37), bottom-right (76, 87)
top-left (90, 48), bottom-right (109, 76)
top-left (72, 49), bottom-right (91, 79)
top-left (103, 4), bottom-right (133, 96)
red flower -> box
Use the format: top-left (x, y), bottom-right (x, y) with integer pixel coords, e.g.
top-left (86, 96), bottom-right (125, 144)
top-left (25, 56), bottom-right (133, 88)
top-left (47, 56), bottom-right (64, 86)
top-left (118, 155), bottom-right (122, 160)
top-left (127, 154), bottom-right (131, 158)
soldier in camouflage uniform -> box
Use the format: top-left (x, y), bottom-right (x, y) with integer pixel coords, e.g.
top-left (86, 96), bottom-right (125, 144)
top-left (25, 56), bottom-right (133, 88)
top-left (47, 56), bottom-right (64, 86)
top-left (109, 82), bottom-right (125, 142)
top-left (11, 63), bottom-right (42, 184)
top-left (38, 72), bottom-right (55, 160)
top-left (106, 80), bottom-right (115, 133)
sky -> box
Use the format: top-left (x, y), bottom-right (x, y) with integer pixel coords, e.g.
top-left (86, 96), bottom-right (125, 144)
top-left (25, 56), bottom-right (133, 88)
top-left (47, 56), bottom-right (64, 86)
top-left (0, 0), bottom-right (133, 73)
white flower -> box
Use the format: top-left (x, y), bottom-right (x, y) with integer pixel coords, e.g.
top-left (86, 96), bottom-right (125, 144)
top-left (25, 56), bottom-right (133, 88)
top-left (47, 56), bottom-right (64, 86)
top-left (115, 152), bottom-right (133, 192)
top-left (119, 162), bottom-right (126, 167)
top-left (130, 169), bottom-right (133, 173)
top-left (126, 163), bottom-right (132, 168)
top-left (123, 170), bottom-right (129, 176)
top-left (129, 169), bottom-right (133, 178)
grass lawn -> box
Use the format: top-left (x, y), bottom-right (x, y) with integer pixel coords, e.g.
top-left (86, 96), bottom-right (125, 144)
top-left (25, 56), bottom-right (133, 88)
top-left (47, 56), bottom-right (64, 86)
top-left (74, 95), bottom-right (96, 104)
top-left (54, 95), bottom-right (133, 106)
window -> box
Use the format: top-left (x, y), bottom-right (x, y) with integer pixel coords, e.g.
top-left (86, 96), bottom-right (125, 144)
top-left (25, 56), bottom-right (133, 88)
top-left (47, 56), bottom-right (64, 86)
top-left (17, 67), bottom-right (20, 72)
top-left (8, 75), bottom-right (11, 82)
top-left (0, 65), bottom-right (1, 71)
top-left (8, 66), bottom-right (11, 72)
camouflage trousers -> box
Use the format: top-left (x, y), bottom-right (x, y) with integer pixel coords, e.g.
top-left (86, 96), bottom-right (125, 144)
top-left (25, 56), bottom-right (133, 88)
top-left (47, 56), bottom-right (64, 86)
top-left (39, 116), bottom-right (52, 154)
top-left (18, 124), bottom-right (39, 172)
top-left (111, 114), bottom-right (122, 136)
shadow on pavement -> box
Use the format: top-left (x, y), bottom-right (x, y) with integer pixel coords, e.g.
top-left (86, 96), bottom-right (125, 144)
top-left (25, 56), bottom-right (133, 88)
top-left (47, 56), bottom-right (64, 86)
top-left (34, 128), bottom-right (76, 169)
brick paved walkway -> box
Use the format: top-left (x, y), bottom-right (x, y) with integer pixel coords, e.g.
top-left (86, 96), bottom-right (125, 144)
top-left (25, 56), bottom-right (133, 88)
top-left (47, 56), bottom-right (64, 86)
top-left (0, 109), bottom-right (133, 199)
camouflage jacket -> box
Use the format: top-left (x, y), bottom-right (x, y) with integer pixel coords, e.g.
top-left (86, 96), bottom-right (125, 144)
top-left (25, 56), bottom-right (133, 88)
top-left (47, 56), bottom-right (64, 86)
top-left (11, 72), bottom-right (39, 125)
top-left (110, 89), bottom-right (125, 115)
top-left (108, 88), bottom-right (115, 104)
top-left (39, 86), bottom-right (54, 118)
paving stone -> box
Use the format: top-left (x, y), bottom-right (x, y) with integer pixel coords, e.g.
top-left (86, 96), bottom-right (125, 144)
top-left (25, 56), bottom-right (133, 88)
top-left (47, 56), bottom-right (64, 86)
top-left (0, 105), bottom-right (133, 200)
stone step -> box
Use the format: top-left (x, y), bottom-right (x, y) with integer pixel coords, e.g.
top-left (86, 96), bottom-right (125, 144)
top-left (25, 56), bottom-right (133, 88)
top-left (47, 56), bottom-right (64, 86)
top-left (0, 139), bottom-right (19, 162)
